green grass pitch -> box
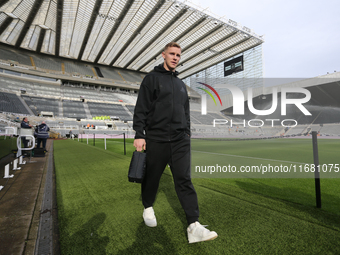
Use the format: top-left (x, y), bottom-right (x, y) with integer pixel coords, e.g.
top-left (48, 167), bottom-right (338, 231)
top-left (54, 138), bottom-right (340, 254)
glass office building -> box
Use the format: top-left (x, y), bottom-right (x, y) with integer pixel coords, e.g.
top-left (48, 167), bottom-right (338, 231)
top-left (183, 44), bottom-right (264, 96)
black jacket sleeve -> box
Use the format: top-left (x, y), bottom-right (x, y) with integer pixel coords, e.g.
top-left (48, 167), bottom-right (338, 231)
top-left (133, 76), bottom-right (153, 139)
top-left (21, 121), bottom-right (31, 128)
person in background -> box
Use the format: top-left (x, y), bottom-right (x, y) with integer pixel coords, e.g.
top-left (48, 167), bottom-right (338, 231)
top-left (21, 117), bottom-right (33, 148)
top-left (36, 121), bottom-right (50, 151)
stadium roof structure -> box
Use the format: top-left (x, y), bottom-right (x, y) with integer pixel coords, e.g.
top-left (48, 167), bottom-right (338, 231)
top-left (0, 0), bottom-right (264, 79)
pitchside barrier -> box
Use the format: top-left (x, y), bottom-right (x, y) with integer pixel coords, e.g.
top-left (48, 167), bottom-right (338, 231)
top-left (1, 155), bottom-right (26, 192)
top-left (0, 129), bottom-right (33, 192)
top-left (77, 133), bottom-right (127, 155)
top-left (0, 134), bottom-right (17, 159)
top-left (16, 135), bottom-right (35, 158)
top-left (312, 131), bottom-right (321, 208)
top-left (17, 128), bottom-right (35, 158)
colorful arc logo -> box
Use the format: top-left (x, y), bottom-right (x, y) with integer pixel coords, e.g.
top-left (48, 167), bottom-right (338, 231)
top-left (197, 82), bottom-right (222, 106)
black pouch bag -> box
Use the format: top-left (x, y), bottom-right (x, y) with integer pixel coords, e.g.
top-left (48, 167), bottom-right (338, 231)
top-left (128, 151), bottom-right (146, 183)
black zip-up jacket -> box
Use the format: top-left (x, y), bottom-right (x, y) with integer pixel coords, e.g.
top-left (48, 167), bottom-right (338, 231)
top-left (133, 64), bottom-right (190, 142)
top-left (21, 121), bottom-right (31, 129)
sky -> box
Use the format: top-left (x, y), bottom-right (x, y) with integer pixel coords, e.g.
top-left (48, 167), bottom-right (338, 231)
top-left (186, 0), bottom-right (340, 78)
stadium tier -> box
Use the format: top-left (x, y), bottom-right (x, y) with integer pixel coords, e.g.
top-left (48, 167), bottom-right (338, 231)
top-left (190, 111), bottom-right (226, 125)
top-left (0, 44), bottom-right (144, 86)
top-left (285, 125), bottom-right (308, 135)
top-left (2, 87), bottom-right (340, 139)
top-left (23, 96), bottom-right (59, 116)
top-left (63, 61), bottom-right (93, 76)
top-left (318, 124), bottom-right (340, 136)
top-left (125, 105), bottom-right (135, 115)
top-left (87, 102), bottom-right (132, 121)
top-left (0, 91), bottom-right (31, 115)
top-left (33, 55), bottom-right (63, 72)
top-left (1, 44), bottom-right (340, 139)
top-left (219, 73), bottom-right (340, 125)
top-left (1, 91), bottom-right (136, 122)
top-left (0, 46), bottom-right (32, 66)
top-left (62, 100), bottom-right (87, 119)
top-left (119, 70), bottom-right (144, 83)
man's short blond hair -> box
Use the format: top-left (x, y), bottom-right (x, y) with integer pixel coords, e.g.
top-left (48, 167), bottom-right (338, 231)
top-left (164, 42), bottom-right (181, 52)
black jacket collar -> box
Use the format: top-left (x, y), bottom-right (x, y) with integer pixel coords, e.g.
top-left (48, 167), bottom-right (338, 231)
top-left (154, 64), bottom-right (179, 77)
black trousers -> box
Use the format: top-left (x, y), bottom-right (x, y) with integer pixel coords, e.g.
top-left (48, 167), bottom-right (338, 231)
top-left (37, 138), bottom-right (47, 149)
top-left (21, 137), bottom-right (28, 148)
top-left (142, 136), bottom-right (199, 225)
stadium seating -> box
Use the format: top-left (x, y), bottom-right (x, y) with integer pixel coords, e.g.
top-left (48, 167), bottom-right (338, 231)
top-left (22, 95), bottom-right (59, 116)
top-left (0, 73), bottom-right (60, 96)
top-left (0, 44), bottom-right (146, 85)
top-left (125, 105), bottom-right (135, 115)
top-left (189, 102), bottom-right (201, 111)
top-left (62, 100), bottom-right (87, 119)
top-left (63, 61), bottom-right (93, 75)
top-left (286, 126), bottom-right (308, 135)
top-left (190, 111), bottom-right (219, 125)
top-left (119, 70), bottom-right (143, 83)
top-left (0, 91), bottom-right (30, 115)
top-left (1, 45), bottom-right (340, 140)
top-left (98, 67), bottom-right (125, 81)
top-left (319, 124), bottom-right (340, 136)
top-left (33, 55), bottom-right (62, 72)
top-left (87, 102), bottom-right (132, 121)
top-left (0, 47), bottom-right (32, 66)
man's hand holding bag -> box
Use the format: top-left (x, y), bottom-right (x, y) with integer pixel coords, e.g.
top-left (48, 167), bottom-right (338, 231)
top-left (128, 151), bottom-right (146, 183)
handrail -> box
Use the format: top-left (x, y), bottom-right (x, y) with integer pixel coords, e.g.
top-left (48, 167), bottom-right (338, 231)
top-left (17, 135), bottom-right (35, 150)
top-left (5, 126), bottom-right (16, 135)
top-left (16, 135), bottom-right (35, 158)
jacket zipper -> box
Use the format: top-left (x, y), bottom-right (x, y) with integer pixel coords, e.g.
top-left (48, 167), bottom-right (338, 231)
top-left (169, 73), bottom-right (174, 141)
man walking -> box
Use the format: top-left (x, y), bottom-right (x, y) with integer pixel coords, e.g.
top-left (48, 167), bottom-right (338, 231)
top-left (133, 42), bottom-right (218, 243)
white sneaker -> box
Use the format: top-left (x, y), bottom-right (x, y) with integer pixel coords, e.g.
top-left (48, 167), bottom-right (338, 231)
top-left (143, 207), bottom-right (157, 227)
top-left (187, 221), bottom-right (218, 243)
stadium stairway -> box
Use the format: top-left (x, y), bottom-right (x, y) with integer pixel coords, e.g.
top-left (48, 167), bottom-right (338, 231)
top-left (18, 96), bottom-right (35, 116)
top-left (0, 140), bottom-right (58, 255)
top-left (58, 100), bottom-right (64, 117)
top-left (83, 102), bottom-right (92, 119)
top-left (122, 104), bottom-right (133, 119)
